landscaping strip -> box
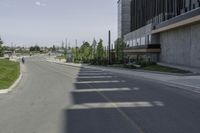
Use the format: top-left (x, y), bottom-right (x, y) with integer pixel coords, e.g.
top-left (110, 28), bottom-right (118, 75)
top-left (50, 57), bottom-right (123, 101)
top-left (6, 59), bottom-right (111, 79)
top-left (142, 64), bottom-right (190, 73)
top-left (0, 59), bottom-right (20, 90)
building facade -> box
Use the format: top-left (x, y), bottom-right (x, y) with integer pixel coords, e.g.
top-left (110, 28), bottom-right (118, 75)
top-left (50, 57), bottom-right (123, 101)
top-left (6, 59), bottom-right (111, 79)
top-left (118, 0), bottom-right (200, 68)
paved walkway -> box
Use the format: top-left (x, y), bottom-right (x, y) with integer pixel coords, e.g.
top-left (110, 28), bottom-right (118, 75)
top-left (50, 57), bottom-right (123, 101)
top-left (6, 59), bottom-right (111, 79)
top-left (46, 56), bottom-right (200, 94)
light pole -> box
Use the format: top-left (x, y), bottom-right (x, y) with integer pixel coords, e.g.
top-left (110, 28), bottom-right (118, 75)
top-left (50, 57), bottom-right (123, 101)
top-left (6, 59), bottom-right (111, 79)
top-left (108, 30), bottom-right (111, 65)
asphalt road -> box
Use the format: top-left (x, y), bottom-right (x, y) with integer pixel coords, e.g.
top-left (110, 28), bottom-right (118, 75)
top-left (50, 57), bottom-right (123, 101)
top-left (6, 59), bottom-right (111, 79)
top-left (0, 57), bottom-right (200, 133)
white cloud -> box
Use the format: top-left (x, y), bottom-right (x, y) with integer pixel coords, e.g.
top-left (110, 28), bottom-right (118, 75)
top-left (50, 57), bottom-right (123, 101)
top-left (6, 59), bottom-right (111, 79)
top-left (35, 1), bottom-right (41, 6)
top-left (35, 1), bottom-right (46, 7)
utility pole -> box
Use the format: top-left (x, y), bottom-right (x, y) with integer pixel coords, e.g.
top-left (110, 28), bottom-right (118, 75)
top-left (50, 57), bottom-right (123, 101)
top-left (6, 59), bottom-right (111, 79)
top-left (108, 30), bottom-right (111, 65)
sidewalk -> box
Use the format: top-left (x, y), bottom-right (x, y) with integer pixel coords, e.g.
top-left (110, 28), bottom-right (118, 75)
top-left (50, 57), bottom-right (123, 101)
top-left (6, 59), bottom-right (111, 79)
top-left (46, 57), bottom-right (200, 94)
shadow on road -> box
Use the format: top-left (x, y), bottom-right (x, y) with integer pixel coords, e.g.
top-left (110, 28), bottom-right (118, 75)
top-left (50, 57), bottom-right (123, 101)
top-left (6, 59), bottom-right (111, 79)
top-left (62, 67), bottom-right (200, 133)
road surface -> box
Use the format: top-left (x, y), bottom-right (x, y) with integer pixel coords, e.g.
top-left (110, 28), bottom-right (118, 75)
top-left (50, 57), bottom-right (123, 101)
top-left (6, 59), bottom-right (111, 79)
top-left (0, 57), bottom-right (200, 133)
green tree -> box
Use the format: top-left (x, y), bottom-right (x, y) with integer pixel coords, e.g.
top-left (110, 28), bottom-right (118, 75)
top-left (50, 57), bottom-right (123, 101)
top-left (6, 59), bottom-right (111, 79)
top-left (96, 39), bottom-right (104, 61)
top-left (0, 37), bottom-right (4, 57)
top-left (71, 46), bottom-right (80, 62)
top-left (115, 38), bottom-right (125, 64)
top-left (80, 42), bottom-right (91, 63)
top-left (30, 45), bottom-right (40, 52)
top-left (91, 39), bottom-right (97, 59)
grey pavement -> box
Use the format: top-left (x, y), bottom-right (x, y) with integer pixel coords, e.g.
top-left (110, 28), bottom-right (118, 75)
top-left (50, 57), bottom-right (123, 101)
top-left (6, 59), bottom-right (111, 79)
top-left (0, 57), bottom-right (79, 133)
top-left (1, 56), bottom-right (200, 133)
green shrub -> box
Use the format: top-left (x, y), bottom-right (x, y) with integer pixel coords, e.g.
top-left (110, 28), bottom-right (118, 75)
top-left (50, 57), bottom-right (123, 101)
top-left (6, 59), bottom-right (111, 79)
top-left (136, 60), bottom-right (156, 67)
top-left (123, 64), bottom-right (136, 69)
top-left (90, 58), bottom-right (109, 66)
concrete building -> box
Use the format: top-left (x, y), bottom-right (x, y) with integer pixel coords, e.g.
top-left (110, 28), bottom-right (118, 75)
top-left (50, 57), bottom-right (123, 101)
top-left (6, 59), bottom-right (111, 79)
top-left (118, 0), bottom-right (200, 68)
top-left (118, 0), bottom-right (132, 38)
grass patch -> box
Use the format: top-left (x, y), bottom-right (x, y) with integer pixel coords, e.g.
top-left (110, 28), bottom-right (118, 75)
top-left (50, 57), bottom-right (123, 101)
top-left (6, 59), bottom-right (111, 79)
top-left (0, 59), bottom-right (20, 90)
top-left (142, 64), bottom-right (190, 73)
top-left (111, 64), bottom-right (124, 68)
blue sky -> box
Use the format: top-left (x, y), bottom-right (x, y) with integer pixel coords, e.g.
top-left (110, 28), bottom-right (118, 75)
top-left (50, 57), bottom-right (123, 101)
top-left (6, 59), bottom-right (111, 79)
top-left (0, 0), bottom-right (117, 47)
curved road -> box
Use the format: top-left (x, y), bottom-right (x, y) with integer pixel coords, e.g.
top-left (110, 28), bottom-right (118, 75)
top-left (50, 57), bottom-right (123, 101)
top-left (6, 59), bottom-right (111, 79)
top-left (0, 56), bottom-right (200, 133)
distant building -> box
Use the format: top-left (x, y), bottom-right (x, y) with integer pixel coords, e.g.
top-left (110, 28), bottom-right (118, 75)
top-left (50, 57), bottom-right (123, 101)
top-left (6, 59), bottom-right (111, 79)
top-left (4, 51), bottom-right (13, 58)
top-left (118, 0), bottom-right (200, 68)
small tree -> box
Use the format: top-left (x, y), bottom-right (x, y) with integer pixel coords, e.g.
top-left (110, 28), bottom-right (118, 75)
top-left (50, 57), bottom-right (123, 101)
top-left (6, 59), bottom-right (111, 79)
top-left (115, 38), bottom-right (125, 64)
top-left (0, 37), bottom-right (4, 57)
top-left (80, 42), bottom-right (91, 63)
top-left (91, 39), bottom-right (97, 59)
top-left (30, 45), bottom-right (40, 52)
top-left (96, 39), bottom-right (104, 64)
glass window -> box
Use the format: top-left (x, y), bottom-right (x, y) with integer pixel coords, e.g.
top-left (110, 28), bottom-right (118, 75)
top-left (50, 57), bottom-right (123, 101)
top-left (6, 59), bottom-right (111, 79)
top-left (133, 39), bottom-right (136, 47)
top-left (146, 35), bottom-right (149, 44)
top-left (137, 38), bottom-right (141, 46)
top-left (126, 41), bottom-right (129, 47)
top-left (141, 37), bottom-right (145, 45)
top-left (149, 35), bottom-right (152, 44)
top-left (127, 41), bottom-right (130, 47)
top-left (130, 40), bottom-right (133, 47)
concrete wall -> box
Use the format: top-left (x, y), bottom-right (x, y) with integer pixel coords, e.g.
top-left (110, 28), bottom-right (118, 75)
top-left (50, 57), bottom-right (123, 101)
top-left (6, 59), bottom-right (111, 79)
top-left (160, 22), bottom-right (200, 68)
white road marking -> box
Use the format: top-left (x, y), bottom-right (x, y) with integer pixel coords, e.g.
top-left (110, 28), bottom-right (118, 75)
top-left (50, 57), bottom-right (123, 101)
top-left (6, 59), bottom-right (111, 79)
top-left (79, 71), bottom-right (104, 73)
top-left (152, 101), bottom-right (165, 107)
top-left (76, 80), bottom-right (126, 84)
top-left (132, 87), bottom-right (140, 91)
top-left (78, 76), bottom-right (114, 79)
top-left (68, 101), bottom-right (155, 110)
top-left (79, 73), bottom-right (112, 76)
top-left (72, 88), bottom-right (132, 92)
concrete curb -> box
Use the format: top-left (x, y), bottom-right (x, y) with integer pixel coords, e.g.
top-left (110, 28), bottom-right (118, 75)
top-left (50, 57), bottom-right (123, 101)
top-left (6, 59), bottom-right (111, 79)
top-left (46, 60), bottom-right (85, 68)
top-left (91, 65), bottom-right (191, 76)
top-left (47, 60), bottom-right (193, 76)
top-left (0, 63), bottom-right (23, 94)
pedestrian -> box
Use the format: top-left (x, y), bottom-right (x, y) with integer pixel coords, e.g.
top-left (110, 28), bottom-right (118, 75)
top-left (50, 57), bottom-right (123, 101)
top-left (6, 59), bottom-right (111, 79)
top-left (22, 57), bottom-right (25, 64)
